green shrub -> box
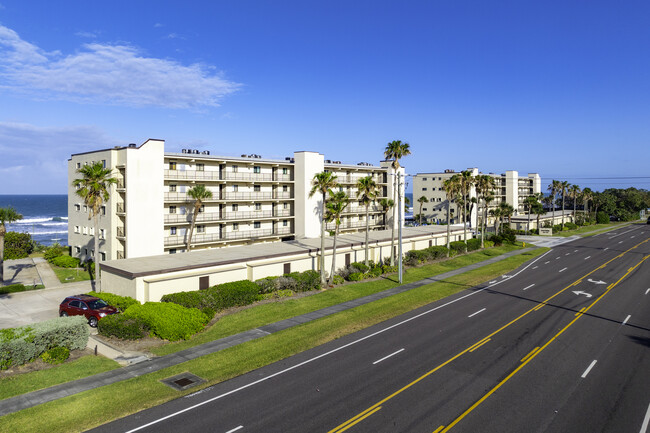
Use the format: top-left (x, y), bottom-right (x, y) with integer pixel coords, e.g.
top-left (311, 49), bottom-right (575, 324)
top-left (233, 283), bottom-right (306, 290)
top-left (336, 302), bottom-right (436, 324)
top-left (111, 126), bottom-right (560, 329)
top-left (350, 262), bottom-right (369, 273)
top-left (3, 232), bottom-right (34, 259)
top-left (466, 238), bottom-right (481, 251)
top-left (160, 290), bottom-right (207, 310)
top-left (274, 276), bottom-right (299, 292)
top-left (51, 255), bottom-right (80, 268)
top-left (596, 211), bottom-right (609, 224)
top-left (123, 302), bottom-right (208, 341)
top-left (368, 266), bottom-right (382, 277)
top-left (0, 316), bottom-right (88, 369)
top-left (40, 346), bottom-right (70, 364)
top-left (258, 289), bottom-right (295, 301)
top-left (0, 283), bottom-right (37, 295)
top-left (347, 272), bottom-right (364, 281)
top-left (483, 240), bottom-right (495, 248)
top-left (98, 314), bottom-right (150, 340)
top-left (88, 292), bottom-right (140, 312)
top-left (382, 265), bottom-right (398, 274)
top-left (450, 241), bottom-right (467, 255)
top-left (564, 222), bottom-right (578, 230)
top-left (43, 243), bottom-right (65, 262)
top-left (404, 250), bottom-right (428, 266)
top-left (254, 277), bottom-right (278, 294)
top-left (287, 270), bottom-right (321, 291)
top-left (332, 275), bottom-right (345, 285)
top-left (212, 280), bottom-right (261, 308)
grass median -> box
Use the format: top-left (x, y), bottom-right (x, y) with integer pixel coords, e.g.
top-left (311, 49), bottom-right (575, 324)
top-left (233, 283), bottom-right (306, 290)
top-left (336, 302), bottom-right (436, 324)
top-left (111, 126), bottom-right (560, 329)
top-left (0, 247), bottom-right (547, 433)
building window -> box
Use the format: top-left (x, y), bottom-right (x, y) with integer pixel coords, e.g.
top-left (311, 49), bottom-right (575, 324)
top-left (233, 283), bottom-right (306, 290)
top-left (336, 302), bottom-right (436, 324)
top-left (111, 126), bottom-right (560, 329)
top-left (255, 203), bottom-right (261, 211)
top-left (170, 249), bottom-right (177, 254)
top-left (233, 223), bottom-right (239, 231)
top-left (283, 220), bottom-right (288, 227)
top-left (253, 185), bottom-right (261, 192)
top-left (423, 188), bottom-right (427, 191)
top-left (196, 163), bottom-right (204, 171)
top-left (75, 246), bottom-right (80, 253)
top-left (232, 165), bottom-right (238, 172)
top-left (99, 229), bottom-right (105, 239)
top-left (83, 205), bottom-right (87, 212)
top-left (170, 206), bottom-right (177, 214)
top-left (170, 184), bottom-right (177, 192)
top-left (199, 204), bottom-right (205, 213)
top-left (82, 226), bottom-right (88, 235)
top-left (423, 208), bottom-right (427, 211)
top-left (75, 204), bottom-right (80, 212)
top-left (233, 185), bottom-right (238, 192)
top-left (101, 206), bottom-right (106, 216)
top-left (282, 168), bottom-right (288, 175)
top-left (253, 166), bottom-right (261, 174)
top-left (423, 177), bottom-right (427, 181)
top-left (232, 204), bottom-right (238, 212)
top-left (76, 162), bottom-right (81, 169)
top-left (100, 252), bottom-right (106, 261)
top-left (283, 203), bottom-right (288, 209)
top-left (84, 248), bottom-right (88, 255)
top-left (254, 221), bottom-right (261, 229)
top-left (89, 227), bottom-right (95, 236)
top-left (74, 225), bottom-right (80, 233)
top-left (283, 185), bottom-right (288, 192)
top-left (101, 160), bottom-right (106, 168)
top-left (197, 225), bottom-right (205, 233)
top-left (170, 161), bottom-right (177, 170)
top-left (171, 227), bottom-right (177, 235)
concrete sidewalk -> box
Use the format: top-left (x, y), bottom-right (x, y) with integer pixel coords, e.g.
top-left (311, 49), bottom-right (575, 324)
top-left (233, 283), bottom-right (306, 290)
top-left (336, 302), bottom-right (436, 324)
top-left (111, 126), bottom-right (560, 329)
top-left (0, 247), bottom-right (539, 416)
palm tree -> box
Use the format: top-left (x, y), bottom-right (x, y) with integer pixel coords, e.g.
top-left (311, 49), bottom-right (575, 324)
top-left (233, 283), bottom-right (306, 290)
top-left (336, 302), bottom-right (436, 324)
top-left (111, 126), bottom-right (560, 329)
top-left (443, 177), bottom-right (460, 256)
top-left (73, 161), bottom-right (117, 291)
top-left (542, 195), bottom-right (554, 228)
top-left (482, 193), bottom-right (494, 245)
top-left (379, 198), bottom-right (394, 264)
top-left (569, 184), bottom-right (581, 223)
top-left (474, 175), bottom-right (496, 247)
top-left (417, 196), bottom-right (428, 225)
top-left (459, 170), bottom-right (475, 243)
top-left (309, 171), bottom-right (338, 284)
top-left (524, 195), bottom-right (539, 235)
top-left (581, 187), bottom-right (593, 219)
top-left (548, 180), bottom-right (561, 229)
top-left (186, 184), bottom-right (213, 252)
top-left (532, 201), bottom-right (545, 232)
top-left (499, 202), bottom-right (514, 232)
top-left (356, 175), bottom-right (378, 267)
top-left (560, 181), bottom-right (570, 229)
top-left (325, 191), bottom-right (349, 285)
top-left (383, 140), bottom-right (411, 266)
top-left (0, 206), bottom-right (23, 283)
top-left (490, 207), bottom-right (502, 235)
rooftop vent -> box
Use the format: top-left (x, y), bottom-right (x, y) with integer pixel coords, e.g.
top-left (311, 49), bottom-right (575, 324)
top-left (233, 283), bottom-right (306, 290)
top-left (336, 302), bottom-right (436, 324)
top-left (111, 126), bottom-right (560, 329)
top-left (325, 159), bottom-right (332, 163)
top-left (333, 161), bottom-right (342, 164)
top-left (128, 143), bottom-right (137, 148)
top-left (444, 169), bottom-right (455, 173)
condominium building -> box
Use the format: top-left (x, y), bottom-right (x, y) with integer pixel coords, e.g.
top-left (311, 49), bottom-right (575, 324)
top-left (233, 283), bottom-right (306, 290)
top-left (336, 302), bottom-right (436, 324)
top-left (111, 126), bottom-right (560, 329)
top-left (68, 139), bottom-right (403, 262)
top-left (412, 168), bottom-right (541, 227)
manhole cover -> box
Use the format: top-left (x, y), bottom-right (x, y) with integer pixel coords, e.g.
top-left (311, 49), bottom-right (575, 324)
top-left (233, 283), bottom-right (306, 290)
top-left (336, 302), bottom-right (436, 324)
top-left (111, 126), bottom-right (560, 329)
top-left (161, 373), bottom-right (205, 391)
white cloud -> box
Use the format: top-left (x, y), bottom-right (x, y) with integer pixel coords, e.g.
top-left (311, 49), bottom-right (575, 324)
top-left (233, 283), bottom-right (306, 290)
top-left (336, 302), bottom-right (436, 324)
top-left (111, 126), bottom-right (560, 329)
top-left (0, 25), bottom-right (241, 109)
top-left (0, 122), bottom-right (118, 194)
top-left (75, 31), bottom-right (98, 39)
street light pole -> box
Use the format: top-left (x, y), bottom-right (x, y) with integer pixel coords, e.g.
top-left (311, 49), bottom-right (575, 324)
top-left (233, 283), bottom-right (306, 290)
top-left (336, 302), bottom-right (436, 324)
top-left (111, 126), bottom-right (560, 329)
top-left (398, 171), bottom-right (403, 284)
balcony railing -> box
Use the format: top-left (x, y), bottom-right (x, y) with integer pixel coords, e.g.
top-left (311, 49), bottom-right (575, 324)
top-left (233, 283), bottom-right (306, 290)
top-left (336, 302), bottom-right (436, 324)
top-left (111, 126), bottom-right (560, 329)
top-left (117, 250), bottom-right (124, 260)
top-left (165, 191), bottom-right (294, 201)
top-left (116, 203), bottom-right (125, 213)
top-left (164, 227), bottom-right (293, 246)
top-left (116, 226), bottom-right (125, 238)
top-left (325, 220), bottom-right (384, 231)
top-left (165, 170), bottom-right (294, 182)
top-left (164, 210), bottom-right (295, 224)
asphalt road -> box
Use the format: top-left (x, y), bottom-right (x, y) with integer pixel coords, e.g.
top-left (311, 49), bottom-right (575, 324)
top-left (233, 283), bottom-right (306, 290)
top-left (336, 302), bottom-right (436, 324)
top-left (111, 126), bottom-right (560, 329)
top-left (92, 224), bottom-right (650, 433)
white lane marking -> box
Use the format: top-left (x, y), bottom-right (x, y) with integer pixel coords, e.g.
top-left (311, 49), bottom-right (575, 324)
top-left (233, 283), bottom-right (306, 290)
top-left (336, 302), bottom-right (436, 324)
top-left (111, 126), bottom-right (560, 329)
top-left (584, 256), bottom-right (591, 260)
top-left (574, 250), bottom-right (579, 253)
top-left (523, 284), bottom-right (535, 291)
top-left (468, 308), bottom-right (486, 318)
top-left (489, 280), bottom-right (496, 284)
top-left (581, 360), bottom-right (597, 378)
top-left (225, 427), bottom-right (244, 433)
top-left (623, 315), bottom-right (631, 325)
top-left (640, 401), bottom-right (650, 433)
top-left (609, 228), bottom-right (637, 239)
top-left (559, 267), bottom-right (567, 273)
top-left (645, 288), bottom-right (650, 295)
top-left (532, 266), bottom-right (539, 270)
top-left (544, 261), bottom-right (550, 264)
top-left (604, 248), bottom-right (609, 251)
top-left (565, 253), bottom-right (570, 256)
top-left (373, 348), bottom-right (405, 365)
top-left (619, 241), bottom-right (624, 244)
top-left (556, 257), bottom-right (561, 260)
top-left (124, 250), bottom-right (554, 433)
top-left (631, 236), bottom-right (635, 238)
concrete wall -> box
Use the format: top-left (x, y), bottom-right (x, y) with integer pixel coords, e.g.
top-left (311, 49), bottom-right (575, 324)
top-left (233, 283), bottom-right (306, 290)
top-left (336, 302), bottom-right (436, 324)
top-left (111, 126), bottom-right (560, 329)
top-left (294, 151), bottom-right (324, 239)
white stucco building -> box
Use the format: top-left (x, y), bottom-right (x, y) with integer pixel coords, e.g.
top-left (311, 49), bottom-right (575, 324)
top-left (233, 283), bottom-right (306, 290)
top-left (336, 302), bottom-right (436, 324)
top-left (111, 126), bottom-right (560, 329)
top-left (68, 139), bottom-right (404, 263)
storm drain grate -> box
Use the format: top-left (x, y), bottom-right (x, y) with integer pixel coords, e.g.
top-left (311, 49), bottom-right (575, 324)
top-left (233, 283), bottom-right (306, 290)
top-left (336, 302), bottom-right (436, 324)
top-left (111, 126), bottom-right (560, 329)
top-left (160, 373), bottom-right (206, 391)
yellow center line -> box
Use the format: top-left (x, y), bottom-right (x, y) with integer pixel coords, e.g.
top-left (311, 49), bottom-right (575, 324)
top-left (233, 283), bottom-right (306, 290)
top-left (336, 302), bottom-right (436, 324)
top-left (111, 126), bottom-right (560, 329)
top-left (469, 338), bottom-right (491, 353)
top-left (330, 406), bottom-right (382, 433)
top-left (575, 307), bottom-right (586, 317)
top-left (433, 426), bottom-right (445, 433)
top-left (520, 347), bottom-right (540, 363)
top-left (441, 252), bottom-right (649, 432)
top-left (327, 240), bottom-right (648, 433)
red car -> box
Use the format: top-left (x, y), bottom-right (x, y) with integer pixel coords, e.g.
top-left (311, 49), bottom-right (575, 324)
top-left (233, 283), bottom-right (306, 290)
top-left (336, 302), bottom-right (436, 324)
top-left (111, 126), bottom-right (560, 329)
top-left (59, 294), bottom-right (119, 327)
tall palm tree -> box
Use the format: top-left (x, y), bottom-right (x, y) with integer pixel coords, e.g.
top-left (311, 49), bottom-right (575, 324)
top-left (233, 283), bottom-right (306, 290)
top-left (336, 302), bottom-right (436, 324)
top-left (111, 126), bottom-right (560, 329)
top-left (532, 201), bottom-right (545, 232)
top-left (482, 193), bottom-right (494, 245)
top-left (490, 207), bottom-right (502, 235)
top-left (443, 177), bottom-right (460, 256)
top-left (0, 206), bottom-right (23, 283)
top-left (474, 174), bottom-right (496, 247)
top-left (548, 180), bottom-right (561, 229)
top-left (383, 140), bottom-right (411, 266)
top-left (309, 171), bottom-right (338, 284)
top-left (186, 184), bottom-right (213, 252)
top-left (325, 190), bottom-right (349, 285)
top-left (499, 202), bottom-right (514, 232)
top-left (459, 170), bottom-right (475, 243)
top-left (417, 196), bottom-right (428, 225)
top-left (560, 181), bottom-right (570, 229)
top-left (379, 198), bottom-right (394, 265)
top-left (356, 175), bottom-right (378, 267)
top-left (73, 161), bottom-right (117, 291)
top-left (524, 195), bottom-right (539, 235)
top-left (581, 187), bottom-right (593, 219)
top-left (569, 184), bottom-right (581, 223)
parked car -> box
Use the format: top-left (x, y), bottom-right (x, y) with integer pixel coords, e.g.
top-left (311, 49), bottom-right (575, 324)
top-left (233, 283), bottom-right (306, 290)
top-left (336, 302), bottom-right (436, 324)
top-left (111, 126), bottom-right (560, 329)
top-left (59, 294), bottom-right (119, 327)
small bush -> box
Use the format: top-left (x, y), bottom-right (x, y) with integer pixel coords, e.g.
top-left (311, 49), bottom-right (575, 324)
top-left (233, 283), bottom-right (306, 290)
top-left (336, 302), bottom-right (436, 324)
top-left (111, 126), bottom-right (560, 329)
top-left (51, 255), bottom-right (80, 268)
top-left (40, 346), bottom-right (70, 364)
top-left (123, 302), bottom-right (208, 341)
top-left (275, 276), bottom-right (299, 292)
top-left (350, 262), bottom-right (369, 273)
top-left (254, 277), bottom-right (278, 294)
top-left (3, 232), bottom-right (34, 259)
top-left (161, 280), bottom-right (260, 312)
top-left (98, 314), bottom-right (150, 340)
top-left (564, 222), bottom-right (578, 230)
top-left (161, 290), bottom-right (206, 310)
top-left (466, 238), bottom-right (481, 252)
top-left (382, 265), bottom-right (398, 274)
top-left (449, 241), bottom-right (467, 255)
top-left (596, 211), bottom-right (609, 224)
top-left (368, 266), bottom-right (382, 277)
top-left (288, 270), bottom-right (321, 292)
top-left (424, 246), bottom-right (449, 260)
top-left (332, 275), bottom-right (345, 285)
top-left (43, 244), bottom-right (65, 262)
top-left (258, 289), bottom-right (295, 301)
top-left (0, 283), bottom-right (39, 295)
top-left (87, 292), bottom-right (140, 312)
top-left (347, 272), bottom-right (364, 281)
top-left (483, 240), bottom-right (495, 248)
top-left (405, 250), bottom-right (428, 266)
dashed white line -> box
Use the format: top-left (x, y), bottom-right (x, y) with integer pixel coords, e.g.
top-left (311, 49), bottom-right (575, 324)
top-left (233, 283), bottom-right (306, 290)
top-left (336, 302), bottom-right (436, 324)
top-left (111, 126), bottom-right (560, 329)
top-left (645, 288), bottom-right (650, 295)
top-left (225, 426), bottom-right (243, 433)
top-left (631, 236), bottom-right (636, 239)
top-left (584, 256), bottom-right (591, 260)
top-left (640, 401), bottom-right (650, 433)
top-left (544, 261), bottom-right (550, 264)
top-left (619, 241), bottom-right (624, 244)
top-left (604, 248), bottom-right (609, 251)
top-left (565, 253), bottom-right (570, 256)
top-left (523, 284), bottom-right (535, 291)
top-left (468, 308), bottom-right (486, 318)
top-left (556, 257), bottom-right (561, 260)
top-left (581, 360), bottom-right (597, 378)
top-left (559, 267), bottom-right (567, 273)
top-left (574, 250), bottom-right (579, 253)
top-left (373, 348), bottom-right (405, 365)
top-left (623, 315), bottom-right (631, 325)
top-left (532, 266), bottom-right (538, 270)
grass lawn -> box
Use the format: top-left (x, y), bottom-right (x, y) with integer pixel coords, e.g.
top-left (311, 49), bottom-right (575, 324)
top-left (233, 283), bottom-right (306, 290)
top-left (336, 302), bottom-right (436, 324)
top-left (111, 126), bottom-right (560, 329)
top-left (51, 266), bottom-right (92, 283)
top-left (0, 284), bottom-right (45, 295)
top-left (0, 246), bottom-right (548, 433)
top-left (552, 221), bottom-right (634, 237)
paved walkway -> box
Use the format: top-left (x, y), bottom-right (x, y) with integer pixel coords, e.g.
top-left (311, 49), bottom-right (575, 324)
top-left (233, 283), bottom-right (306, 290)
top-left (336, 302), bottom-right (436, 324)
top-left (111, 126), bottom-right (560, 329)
top-left (0, 247), bottom-right (538, 416)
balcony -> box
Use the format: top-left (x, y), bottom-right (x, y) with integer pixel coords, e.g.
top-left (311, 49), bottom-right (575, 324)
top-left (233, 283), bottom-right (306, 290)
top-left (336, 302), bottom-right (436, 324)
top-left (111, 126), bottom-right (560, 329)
top-left (116, 226), bottom-right (125, 238)
top-left (117, 250), bottom-right (124, 260)
top-left (164, 170), bottom-right (294, 183)
top-left (164, 227), bottom-right (294, 246)
top-left (116, 203), bottom-right (125, 214)
top-left (325, 220), bottom-right (384, 231)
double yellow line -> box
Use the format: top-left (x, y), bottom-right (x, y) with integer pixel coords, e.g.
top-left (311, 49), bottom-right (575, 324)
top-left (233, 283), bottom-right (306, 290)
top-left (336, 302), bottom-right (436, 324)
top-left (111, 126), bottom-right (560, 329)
top-left (328, 238), bottom-right (649, 433)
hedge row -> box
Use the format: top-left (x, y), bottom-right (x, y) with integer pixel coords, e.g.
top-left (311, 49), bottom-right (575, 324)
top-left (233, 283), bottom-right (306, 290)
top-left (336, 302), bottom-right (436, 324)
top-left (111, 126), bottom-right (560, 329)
top-left (160, 280), bottom-right (260, 314)
top-left (0, 316), bottom-right (89, 369)
top-left (88, 291), bottom-right (141, 312)
top-left (255, 270), bottom-right (320, 294)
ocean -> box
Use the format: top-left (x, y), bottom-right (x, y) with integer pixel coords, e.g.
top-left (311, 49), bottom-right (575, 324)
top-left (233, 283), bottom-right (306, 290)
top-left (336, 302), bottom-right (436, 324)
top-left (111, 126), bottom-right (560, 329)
top-left (0, 195), bottom-right (68, 246)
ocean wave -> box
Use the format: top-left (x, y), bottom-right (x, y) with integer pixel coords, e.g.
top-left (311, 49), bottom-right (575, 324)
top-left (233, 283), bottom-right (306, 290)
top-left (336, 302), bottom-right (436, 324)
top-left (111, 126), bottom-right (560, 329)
top-left (29, 230), bottom-right (68, 235)
top-left (13, 217), bottom-right (68, 224)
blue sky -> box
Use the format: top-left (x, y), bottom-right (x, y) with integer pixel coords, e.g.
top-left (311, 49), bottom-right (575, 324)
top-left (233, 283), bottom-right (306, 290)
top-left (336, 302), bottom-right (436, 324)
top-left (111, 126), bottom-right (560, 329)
top-left (0, 0), bottom-right (648, 194)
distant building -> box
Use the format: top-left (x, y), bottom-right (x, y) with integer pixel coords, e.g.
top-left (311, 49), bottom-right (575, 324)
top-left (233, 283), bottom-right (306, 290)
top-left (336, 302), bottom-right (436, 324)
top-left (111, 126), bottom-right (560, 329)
top-left (412, 168), bottom-right (542, 227)
top-left (68, 139), bottom-right (404, 262)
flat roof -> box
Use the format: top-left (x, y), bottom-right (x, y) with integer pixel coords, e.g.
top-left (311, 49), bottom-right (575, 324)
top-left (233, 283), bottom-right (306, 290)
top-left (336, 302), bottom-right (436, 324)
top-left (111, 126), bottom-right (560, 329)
top-left (101, 225), bottom-right (464, 279)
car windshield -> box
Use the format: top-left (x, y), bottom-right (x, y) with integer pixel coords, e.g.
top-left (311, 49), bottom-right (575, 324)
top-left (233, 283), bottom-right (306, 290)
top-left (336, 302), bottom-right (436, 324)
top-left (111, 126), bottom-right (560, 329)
top-left (87, 299), bottom-right (109, 309)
